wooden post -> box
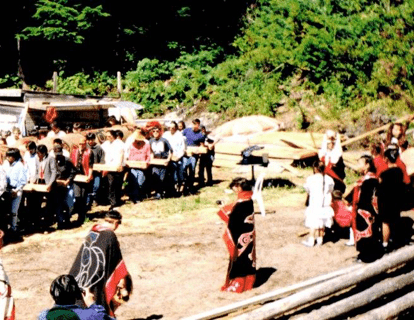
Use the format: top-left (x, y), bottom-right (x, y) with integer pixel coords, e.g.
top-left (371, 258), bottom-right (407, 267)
top-left (296, 270), bottom-right (414, 320)
top-left (52, 71), bottom-right (58, 93)
top-left (117, 71), bottom-right (122, 96)
top-left (232, 245), bottom-right (414, 320)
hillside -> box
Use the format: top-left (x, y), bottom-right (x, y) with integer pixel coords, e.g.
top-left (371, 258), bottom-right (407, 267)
top-left (3, 0), bottom-right (414, 133)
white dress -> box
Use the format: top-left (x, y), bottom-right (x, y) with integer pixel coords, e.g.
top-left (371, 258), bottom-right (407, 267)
top-left (304, 173), bottom-right (335, 229)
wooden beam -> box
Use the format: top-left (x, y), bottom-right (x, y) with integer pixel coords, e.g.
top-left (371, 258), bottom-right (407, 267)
top-left (182, 264), bottom-right (362, 320)
top-left (232, 245), bottom-right (414, 320)
top-left (296, 270), bottom-right (414, 320)
top-left (354, 290), bottom-right (414, 320)
top-left (0, 101), bottom-right (26, 108)
top-left (342, 115), bottom-right (412, 147)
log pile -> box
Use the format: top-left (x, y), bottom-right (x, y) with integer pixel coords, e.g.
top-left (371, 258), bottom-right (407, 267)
top-left (184, 245), bottom-right (414, 320)
top-left (212, 132), bottom-right (322, 176)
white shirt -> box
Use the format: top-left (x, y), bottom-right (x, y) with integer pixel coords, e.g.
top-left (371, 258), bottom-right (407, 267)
top-left (162, 131), bottom-right (186, 159)
top-left (6, 136), bottom-right (19, 147)
top-left (24, 151), bottom-right (39, 183)
top-left (106, 139), bottom-right (125, 166)
top-left (124, 134), bottom-right (135, 157)
top-left (47, 130), bottom-right (66, 138)
top-left (304, 173), bottom-right (334, 208)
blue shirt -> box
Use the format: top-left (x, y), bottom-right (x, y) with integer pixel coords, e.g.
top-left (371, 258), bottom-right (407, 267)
top-left (38, 304), bottom-right (110, 320)
top-left (4, 160), bottom-right (26, 191)
top-left (182, 128), bottom-right (205, 147)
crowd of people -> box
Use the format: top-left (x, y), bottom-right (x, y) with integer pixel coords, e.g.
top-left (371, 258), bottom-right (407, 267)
top-left (0, 117), bottom-right (215, 242)
top-left (2, 114), bottom-right (414, 318)
top-left (302, 116), bottom-right (414, 263)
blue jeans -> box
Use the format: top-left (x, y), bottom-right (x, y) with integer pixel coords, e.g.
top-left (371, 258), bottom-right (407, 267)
top-left (10, 193), bottom-right (22, 231)
top-left (130, 169), bottom-right (146, 202)
top-left (86, 175), bottom-right (101, 205)
top-left (184, 155), bottom-right (199, 188)
top-left (171, 160), bottom-right (184, 184)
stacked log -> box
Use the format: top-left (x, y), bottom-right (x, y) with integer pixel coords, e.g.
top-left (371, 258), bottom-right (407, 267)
top-left (185, 245), bottom-right (414, 320)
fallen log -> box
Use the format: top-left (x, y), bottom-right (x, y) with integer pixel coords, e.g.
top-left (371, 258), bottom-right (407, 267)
top-left (354, 290), bottom-right (414, 320)
top-left (182, 264), bottom-right (362, 320)
top-left (232, 245), bottom-right (414, 320)
top-left (295, 269), bottom-right (414, 320)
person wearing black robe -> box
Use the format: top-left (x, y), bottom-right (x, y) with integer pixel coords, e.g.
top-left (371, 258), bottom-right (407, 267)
top-left (346, 155), bottom-right (382, 262)
top-left (378, 145), bottom-right (406, 251)
top-left (217, 177), bottom-right (256, 293)
top-left (69, 211), bottom-right (130, 317)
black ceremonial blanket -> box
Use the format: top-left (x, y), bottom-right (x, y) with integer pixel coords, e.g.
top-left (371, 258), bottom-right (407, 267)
top-left (69, 224), bottom-right (128, 316)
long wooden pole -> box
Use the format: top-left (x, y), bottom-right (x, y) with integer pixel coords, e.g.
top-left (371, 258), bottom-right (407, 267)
top-left (341, 115), bottom-right (411, 147)
top-left (296, 269), bottom-right (414, 320)
top-left (52, 71), bottom-right (58, 93)
top-left (232, 245), bottom-right (414, 320)
top-left (354, 290), bottom-right (414, 320)
top-left (182, 264), bottom-right (362, 320)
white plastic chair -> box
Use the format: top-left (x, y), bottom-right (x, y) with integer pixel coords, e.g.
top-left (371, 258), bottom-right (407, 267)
top-left (252, 172), bottom-right (266, 216)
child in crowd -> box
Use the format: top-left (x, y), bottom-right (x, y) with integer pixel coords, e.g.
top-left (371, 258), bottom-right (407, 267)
top-left (302, 161), bottom-right (335, 247)
top-left (331, 190), bottom-right (354, 246)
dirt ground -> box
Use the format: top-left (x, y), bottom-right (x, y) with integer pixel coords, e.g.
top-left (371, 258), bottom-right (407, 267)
top-left (2, 167), bottom-right (414, 320)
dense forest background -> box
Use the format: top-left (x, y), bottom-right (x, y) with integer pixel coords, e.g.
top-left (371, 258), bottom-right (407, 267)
top-left (2, 0), bottom-right (414, 124)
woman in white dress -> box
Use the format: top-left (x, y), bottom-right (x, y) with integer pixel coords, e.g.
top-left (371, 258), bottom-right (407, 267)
top-left (302, 160), bottom-right (335, 247)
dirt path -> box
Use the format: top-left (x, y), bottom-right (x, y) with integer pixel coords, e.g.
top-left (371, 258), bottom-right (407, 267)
top-left (2, 201), bottom-right (363, 319)
top-left (4, 165), bottom-right (413, 320)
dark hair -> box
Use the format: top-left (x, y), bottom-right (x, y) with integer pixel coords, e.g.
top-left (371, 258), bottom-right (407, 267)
top-left (384, 145), bottom-right (399, 164)
top-left (178, 121), bottom-right (186, 129)
top-left (192, 119), bottom-right (201, 125)
top-left (73, 122), bottom-right (81, 129)
top-left (53, 138), bottom-right (63, 145)
top-left (105, 210), bottom-right (122, 223)
top-left (332, 190), bottom-right (343, 200)
top-left (37, 144), bottom-right (48, 156)
top-left (116, 130), bottom-right (124, 139)
top-left (313, 160), bottom-right (325, 174)
top-left (53, 145), bottom-right (63, 155)
top-left (386, 122), bottom-right (407, 148)
top-left (359, 154), bottom-right (376, 173)
top-left (50, 275), bottom-right (83, 305)
top-left (51, 122), bottom-right (59, 129)
top-left (27, 141), bottom-right (37, 151)
top-left (86, 132), bottom-right (96, 140)
top-left (170, 121), bottom-right (178, 129)
top-left (370, 143), bottom-right (383, 157)
top-left (123, 274), bottom-right (133, 298)
top-left (5, 148), bottom-right (21, 161)
top-left (107, 116), bottom-right (118, 125)
top-left (109, 130), bottom-right (117, 139)
top-left (229, 177), bottom-right (252, 191)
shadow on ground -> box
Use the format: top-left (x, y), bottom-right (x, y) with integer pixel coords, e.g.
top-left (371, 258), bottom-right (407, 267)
top-left (254, 267), bottom-right (277, 289)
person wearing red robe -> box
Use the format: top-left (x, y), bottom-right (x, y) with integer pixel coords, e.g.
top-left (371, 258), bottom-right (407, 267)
top-left (217, 177), bottom-right (256, 293)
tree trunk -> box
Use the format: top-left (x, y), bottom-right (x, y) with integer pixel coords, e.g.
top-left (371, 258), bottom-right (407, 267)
top-left (17, 38), bottom-right (29, 90)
